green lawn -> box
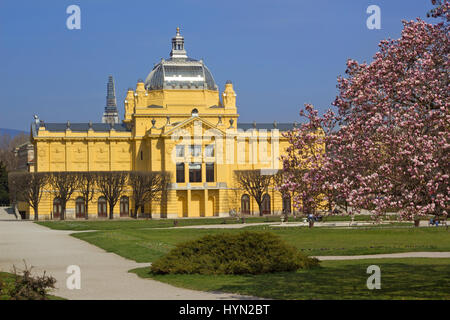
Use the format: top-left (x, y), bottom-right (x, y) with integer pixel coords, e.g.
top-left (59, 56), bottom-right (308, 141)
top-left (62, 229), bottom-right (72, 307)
top-left (35, 214), bottom-right (399, 231)
top-left (0, 272), bottom-right (64, 300)
top-left (71, 226), bottom-right (450, 262)
top-left (130, 258), bottom-right (450, 300)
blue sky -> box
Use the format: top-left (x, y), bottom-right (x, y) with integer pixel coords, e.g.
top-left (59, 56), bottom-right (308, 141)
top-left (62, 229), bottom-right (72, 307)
top-left (0, 0), bottom-right (436, 131)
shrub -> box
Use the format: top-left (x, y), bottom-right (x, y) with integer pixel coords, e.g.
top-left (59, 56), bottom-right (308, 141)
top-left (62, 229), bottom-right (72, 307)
top-left (150, 231), bottom-right (319, 275)
top-left (6, 263), bottom-right (56, 300)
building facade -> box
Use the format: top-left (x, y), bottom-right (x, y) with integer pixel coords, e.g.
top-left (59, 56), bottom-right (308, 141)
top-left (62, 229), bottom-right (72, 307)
top-left (29, 28), bottom-right (297, 219)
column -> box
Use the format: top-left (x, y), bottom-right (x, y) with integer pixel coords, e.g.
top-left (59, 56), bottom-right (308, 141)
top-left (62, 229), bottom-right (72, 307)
top-left (204, 188), bottom-right (208, 217)
top-left (187, 189), bottom-right (191, 217)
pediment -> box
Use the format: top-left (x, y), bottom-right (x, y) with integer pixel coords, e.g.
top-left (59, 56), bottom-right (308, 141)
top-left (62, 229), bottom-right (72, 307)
top-left (162, 116), bottom-right (225, 137)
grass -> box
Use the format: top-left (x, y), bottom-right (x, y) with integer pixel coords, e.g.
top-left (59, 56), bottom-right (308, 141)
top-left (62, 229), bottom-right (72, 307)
top-left (71, 226), bottom-right (450, 262)
top-left (35, 214), bottom-right (400, 231)
top-left (129, 258), bottom-right (450, 300)
top-left (0, 272), bottom-right (64, 300)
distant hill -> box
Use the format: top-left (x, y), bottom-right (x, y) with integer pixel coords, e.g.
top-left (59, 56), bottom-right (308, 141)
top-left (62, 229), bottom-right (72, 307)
top-left (0, 128), bottom-right (27, 137)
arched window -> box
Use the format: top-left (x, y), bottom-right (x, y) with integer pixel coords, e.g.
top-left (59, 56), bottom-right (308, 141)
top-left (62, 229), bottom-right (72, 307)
top-left (98, 197), bottom-right (107, 218)
top-left (75, 197), bottom-right (85, 218)
top-left (262, 194), bottom-right (271, 215)
top-left (241, 194), bottom-right (250, 214)
top-left (191, 108), bottom-right (199, 117)
top-left (282, 195), bottom-right (291, 214)
top-left (53, 198), bottom-right (62, 219)
top-left (120, 196), bottom-right (129, 217)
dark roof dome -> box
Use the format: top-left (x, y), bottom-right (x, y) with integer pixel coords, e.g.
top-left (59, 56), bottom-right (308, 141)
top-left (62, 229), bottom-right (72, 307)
top-left (144, 28), bottom-right (218, 91)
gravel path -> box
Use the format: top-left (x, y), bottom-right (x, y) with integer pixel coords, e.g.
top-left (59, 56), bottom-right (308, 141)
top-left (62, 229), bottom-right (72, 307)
top-left (0, 220), bottom-right (254, 300)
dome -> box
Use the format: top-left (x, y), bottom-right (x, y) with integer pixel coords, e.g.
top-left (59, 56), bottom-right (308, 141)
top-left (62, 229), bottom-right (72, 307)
top-left (144, 28), bottom-right (218, 91)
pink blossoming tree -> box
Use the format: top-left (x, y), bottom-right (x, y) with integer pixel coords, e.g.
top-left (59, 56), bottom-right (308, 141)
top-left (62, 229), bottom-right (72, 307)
top-left (281, 3), bottom-right (449, 222)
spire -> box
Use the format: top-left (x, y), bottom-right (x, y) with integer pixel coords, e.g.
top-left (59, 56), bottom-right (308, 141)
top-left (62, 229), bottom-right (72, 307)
top-left (102, 75), bottom-right (119, 125)
top-left (106, 75), bottom-right (117, 109)
top-left (170, 27), bottom-right (187, 59)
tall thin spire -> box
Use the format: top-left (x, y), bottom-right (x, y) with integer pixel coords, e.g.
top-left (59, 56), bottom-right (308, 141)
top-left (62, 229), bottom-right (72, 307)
top-left (106, 75), bottom-right (116, 108)
top-left (102, 75), bottom-right (119, 125)
top-left (170, 27), bottom-right (187, 59)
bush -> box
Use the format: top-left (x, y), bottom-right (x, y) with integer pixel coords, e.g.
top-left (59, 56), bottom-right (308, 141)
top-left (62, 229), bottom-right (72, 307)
top-left (150, 231), bottom-right (319, 275)
top-left (6, 263), bottom-right (56, 300)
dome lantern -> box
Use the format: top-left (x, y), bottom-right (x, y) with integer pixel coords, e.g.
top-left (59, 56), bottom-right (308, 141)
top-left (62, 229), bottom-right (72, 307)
top-left (170, 27), bottom-right (187, 59)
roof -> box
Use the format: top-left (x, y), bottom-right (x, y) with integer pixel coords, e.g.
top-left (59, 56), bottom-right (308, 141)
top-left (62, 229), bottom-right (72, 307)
top-left (237, 123), bottom-right (297, 131)
top-left (36, 122), bottom-right (130, 133)
top-left (145, 58), bottom-right (218, 91)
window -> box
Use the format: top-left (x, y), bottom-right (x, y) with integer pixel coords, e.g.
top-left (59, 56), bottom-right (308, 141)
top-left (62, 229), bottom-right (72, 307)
top-left (53, 198), bottom-right (62, 219)
top-left (206, 163), bottom-right (215, 182)
top-left (282, 195), bottom-right (291, 214)
top-left (176, 163), bottom-right (185, 183)
top-left (140, 150), bottom-right (143, 160)
top-left (189, 145), bottom-right (201, 157)
top-left (75, 197), bottom-right (85, 219)
top-left (241, 194), bottom-right (250, 214)
top-left (120, 196), bottom-right (129, 217)
top-left (176, 145), bottom-right (185, 157)
top-left (98, 197), bottom-right (107, 217)
top-left (189, 163), bottom-right (202, 182)
top-left (205, 144), bottom-right (214, 158)
top-left (262, 194), bottom-right (271, 215)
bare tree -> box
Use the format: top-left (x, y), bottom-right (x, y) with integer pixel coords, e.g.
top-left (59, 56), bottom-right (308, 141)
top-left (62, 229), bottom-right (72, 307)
top-left (0, 133), bottom-right (29, 171)
top-left (77, 171), bottom-right (96, 220)
top-left (234, 170), bottom-right (273, 216)
top-left (49, 172), bottom-right (79, 220)
top-left (8, 172), bottom-right (48, 220)
top-left (129, 171), bottom-right (170, 218)
top-left (95, 171), bottom-right (128, 219)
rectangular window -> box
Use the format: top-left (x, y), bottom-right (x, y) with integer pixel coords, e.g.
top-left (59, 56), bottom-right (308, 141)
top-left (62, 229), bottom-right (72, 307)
top-left (206, 163), bottom-right (215, 182)
top-left (176, 163), bottom-right (185, 183)
top-left (205, 144), bottom-right (214, 158)
top-left (175, 145), bottom-right (185, 158)
top-left (189, 163), bottom-right (202, 183)
top-left (189, 145), bottom-right (201, 157)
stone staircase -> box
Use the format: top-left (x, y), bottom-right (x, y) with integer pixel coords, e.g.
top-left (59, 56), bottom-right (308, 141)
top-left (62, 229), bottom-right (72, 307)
top-left (0, 206), bottom-right (20, 220)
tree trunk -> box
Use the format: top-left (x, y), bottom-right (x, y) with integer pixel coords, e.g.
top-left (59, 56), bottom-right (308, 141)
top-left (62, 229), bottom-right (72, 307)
top-left (134, 204), bottom-right (139, 219)
top-left (33, 206), bottom-right (38, 221)
top-left (85, 203), bottom-right (89, 220)
top-left (60, 204), bottom-right (66, 220)
top-left (109, 203), bottom-right (114, 220)
top-left (257, 202), bottom-right (263, 217)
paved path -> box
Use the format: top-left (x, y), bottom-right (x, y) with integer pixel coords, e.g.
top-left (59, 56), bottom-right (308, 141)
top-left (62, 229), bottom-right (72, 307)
top-left (314, 252), bottom-right (450, 261)
top-left (0, 220), bottom-right (254, 300)
top-left (164, 220), bottom-right (444, 229)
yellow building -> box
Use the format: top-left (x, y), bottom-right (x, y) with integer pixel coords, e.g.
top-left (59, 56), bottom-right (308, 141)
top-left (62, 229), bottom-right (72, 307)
top-left (29, 28), bottom-right (297, 220)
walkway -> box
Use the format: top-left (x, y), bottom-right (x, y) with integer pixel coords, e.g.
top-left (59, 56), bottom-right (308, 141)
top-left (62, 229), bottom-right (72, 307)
top-left (0, 220), bottom-right (253, 300)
